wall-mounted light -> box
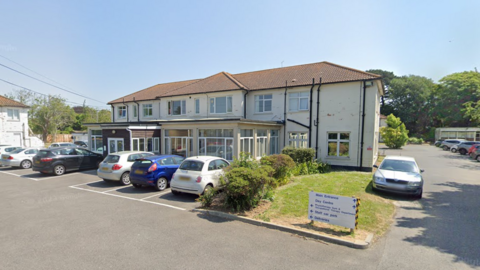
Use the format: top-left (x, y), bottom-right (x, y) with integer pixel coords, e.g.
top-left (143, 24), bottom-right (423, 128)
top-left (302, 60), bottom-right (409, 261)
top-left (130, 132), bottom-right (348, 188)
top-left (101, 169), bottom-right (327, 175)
top-left (112, 130), bottom-right (116, 134)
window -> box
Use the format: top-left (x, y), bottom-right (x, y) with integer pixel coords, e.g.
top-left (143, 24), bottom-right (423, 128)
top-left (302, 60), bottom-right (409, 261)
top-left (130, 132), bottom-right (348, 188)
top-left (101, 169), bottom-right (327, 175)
top-left (118, 106), bottom-right (127, 118)
top-left (133, 105), bottom-right (137, 118)
top-left (289, 92), bottom-right (309, 112)
top-left (256, 129), bottom-right (267, 158)
top-left (210, 96), bottom-right (232, 114)
top-left (255, 94), bottom-right (272, 113)
top-left (168, 100), bottom-right (186, 115)
top-left (165, 130), bottom-right (193, 158)
top-left (90, 130), bottom-right (103, 152)
top-left (7, 109), bottom-right (20, 120)
top-left (143, 104), bottom-right (153, 117)
top-left (270, 130), bottom-right (279, 154)
top-left (198, 129), bottom-right (234, 160)
top-left (328, 132), bottom-right (350, 157)
top-left (133, 137), bottom-right (160, 152)
top-left (240, 129), bottom-right (253, 155)
top-left (288, 132), bottom-right (308, 148)
top-left (195, 99), bottom-right (200, 114)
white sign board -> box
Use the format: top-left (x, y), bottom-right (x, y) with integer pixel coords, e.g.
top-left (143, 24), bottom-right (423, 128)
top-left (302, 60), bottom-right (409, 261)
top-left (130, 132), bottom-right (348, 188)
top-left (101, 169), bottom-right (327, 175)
top-left (308, 191), bottom-right (357, 229)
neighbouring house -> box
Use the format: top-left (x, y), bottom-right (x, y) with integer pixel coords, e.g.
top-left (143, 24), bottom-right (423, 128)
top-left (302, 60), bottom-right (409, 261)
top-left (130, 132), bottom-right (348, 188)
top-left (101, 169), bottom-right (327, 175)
top-left (0, 95), bottom-right (44, 147)
top-left (379, 114), bottom-right (388, 142)
top-left (85, 61), bottom-right (384, 171)
top-left (435, 127), bottom-right (480, 141)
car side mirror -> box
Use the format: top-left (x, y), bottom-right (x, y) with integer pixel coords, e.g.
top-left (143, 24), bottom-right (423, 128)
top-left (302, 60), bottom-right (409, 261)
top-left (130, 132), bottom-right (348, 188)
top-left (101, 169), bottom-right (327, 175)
top-left (420, 169), bottom-right (425, 173)
top-left (373, 165), bottom-right (378, 168)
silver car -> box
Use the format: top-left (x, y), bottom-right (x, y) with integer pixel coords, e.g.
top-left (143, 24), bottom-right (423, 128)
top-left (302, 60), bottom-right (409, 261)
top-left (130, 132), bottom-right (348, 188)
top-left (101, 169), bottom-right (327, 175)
top-left (0, 148), bottom-right (39, 169)
top-left (372, 156), bottom-right (424, 199)
top-left (97, 151), bottom-right (154, 185)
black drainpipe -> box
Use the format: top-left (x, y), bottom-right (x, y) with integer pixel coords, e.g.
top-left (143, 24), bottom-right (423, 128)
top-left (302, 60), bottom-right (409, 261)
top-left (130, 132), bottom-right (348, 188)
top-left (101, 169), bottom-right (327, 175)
top-left (243, 90), bottom-right (248, 118)
top-left (359, 80), bottom-right (367, 171)
top-left (133, 97), bottom-right (140, 122)
top-left (315, 78), bottom-right (322, 160)
top-left (308, 78), bottom-right (315, 148)
top-left (122, 98), bottom-right (129, 122)
top-left (111, 105), bottom-right (115, 122)
top-left (283, 81), bottom-right (288, 147)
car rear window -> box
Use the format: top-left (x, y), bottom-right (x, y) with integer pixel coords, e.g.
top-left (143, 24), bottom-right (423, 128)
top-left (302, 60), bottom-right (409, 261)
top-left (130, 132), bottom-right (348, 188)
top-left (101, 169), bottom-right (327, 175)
top-left (37, 150), bottom-right (55, 157)
top-left (179, 160), bottom-right (204, 171)
top-left (133, 159), bottom-right (153, 168)
top-left (104, 155), bottom-right (120, 163)
top-left (10, 148), bottom-right (25, 154)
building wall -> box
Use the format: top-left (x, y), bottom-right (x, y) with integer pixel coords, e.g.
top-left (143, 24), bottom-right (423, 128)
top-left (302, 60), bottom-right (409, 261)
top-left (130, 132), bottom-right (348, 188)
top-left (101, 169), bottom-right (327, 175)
top-left (0, 106), bottom-right (30, 146)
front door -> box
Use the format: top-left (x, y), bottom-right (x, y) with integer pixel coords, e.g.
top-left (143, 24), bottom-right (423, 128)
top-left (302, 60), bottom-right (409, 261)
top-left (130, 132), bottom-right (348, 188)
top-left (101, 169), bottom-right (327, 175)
top-left (108, 138), bottom-right (124, 154)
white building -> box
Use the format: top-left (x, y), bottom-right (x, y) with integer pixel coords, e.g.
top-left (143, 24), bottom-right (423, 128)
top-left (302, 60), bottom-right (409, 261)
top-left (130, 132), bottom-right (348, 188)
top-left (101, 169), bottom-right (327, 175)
top-left (0, 95), bottom-right (43, 147)
top-left (85, 62), bottom-right (384, 171)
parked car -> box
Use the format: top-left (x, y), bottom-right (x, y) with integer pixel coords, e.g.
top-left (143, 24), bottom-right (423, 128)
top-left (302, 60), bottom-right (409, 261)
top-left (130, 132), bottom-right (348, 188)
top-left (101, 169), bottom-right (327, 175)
top-left (0, 145), bottom-right (23, 155)
top-left (170, 156), bottom-right (230, 196)
top-left (0, 148), bottom-right (40, 169)
top-left (434, 140), bottom-right (444, 147)
top-left (129, 155), bottom-right (185, 191)
top-left (97, 151), bottom-right (154, 185)
top-left (372, 156), bottom-right (424, 199)
top-left (440, 139), bottom-right (467, 151)
top-left (452, 141), bottom-right (480, 155)
top-left (468, 144), bottom-right (480, 156)
top-left (48, 142), bottom-right (78, 148)
top-left (469, 147), bottom-right (480, 162)
top-left (32, 147), bottom-right (104, 176)
top-left (73, 141), bottom-right (88, 148)
top-left (198, 145), bottom-right (233, 160)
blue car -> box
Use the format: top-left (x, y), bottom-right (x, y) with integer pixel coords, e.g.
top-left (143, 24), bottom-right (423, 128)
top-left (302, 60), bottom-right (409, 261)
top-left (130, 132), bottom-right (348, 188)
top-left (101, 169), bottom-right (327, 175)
top-left (130, 155), bottom-right (185, 191)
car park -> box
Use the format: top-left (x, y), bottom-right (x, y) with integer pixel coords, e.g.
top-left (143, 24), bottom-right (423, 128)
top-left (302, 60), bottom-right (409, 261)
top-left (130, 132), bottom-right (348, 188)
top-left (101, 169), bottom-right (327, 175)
top-left (97, 151), bottom-right (154, 185)
top-left (0, 148), bottom-right (40, 169)
top-left (440, 139), bottom-right (467, 151)
top-left (48, 142), bottom-right (79, 148)
top-left (130, 155), bottom-right (185, 191)
top-left (170, 156), bottom-right (230, 196)
top-left (32, 147), bottom-right (104, 176)
top-left (372, 155), bottom-right (424, 199)
top-left (452, 141), bottom-right (480, 155)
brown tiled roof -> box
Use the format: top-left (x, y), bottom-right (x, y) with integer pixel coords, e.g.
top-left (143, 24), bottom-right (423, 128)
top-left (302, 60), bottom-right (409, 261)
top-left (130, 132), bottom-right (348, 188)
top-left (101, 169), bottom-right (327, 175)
top-left (109, 61), bottom-right (381, 104)
top-left (0, 95), bottom-right (29, 108)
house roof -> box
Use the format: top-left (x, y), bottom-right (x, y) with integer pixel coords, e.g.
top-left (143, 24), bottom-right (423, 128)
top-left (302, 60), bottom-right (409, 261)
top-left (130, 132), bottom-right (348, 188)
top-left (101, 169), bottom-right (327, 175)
top-left (0, 95), bottom-right (30, 108)
top-left (109, 61), bottom-right (381, 104)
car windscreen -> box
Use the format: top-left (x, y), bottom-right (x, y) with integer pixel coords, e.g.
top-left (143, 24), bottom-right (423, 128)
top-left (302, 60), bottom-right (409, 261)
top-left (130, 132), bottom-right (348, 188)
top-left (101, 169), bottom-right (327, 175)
top-left (132, 159), bottom-right (153, 168)
top-left (10, 148), bottom-right (25, 154)
top-left (37, 150), bottom-right (55, 157)
top-left (104, 155), bottom-right (120, 163)
top-left (380, 160), bottom-right (419, 173)
top-left (179, 160), bottom-right (204, 171)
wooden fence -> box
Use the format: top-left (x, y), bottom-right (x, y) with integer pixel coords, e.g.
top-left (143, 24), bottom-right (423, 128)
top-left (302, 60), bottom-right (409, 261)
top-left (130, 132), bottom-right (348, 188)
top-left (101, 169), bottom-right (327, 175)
top-left (46, 134), bottom-right (72, 143)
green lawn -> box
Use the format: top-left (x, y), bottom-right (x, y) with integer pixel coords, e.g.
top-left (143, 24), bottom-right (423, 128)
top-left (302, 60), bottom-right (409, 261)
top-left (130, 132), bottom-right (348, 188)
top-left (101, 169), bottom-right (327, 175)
top-left (261, 170), bottom-right (395, 237)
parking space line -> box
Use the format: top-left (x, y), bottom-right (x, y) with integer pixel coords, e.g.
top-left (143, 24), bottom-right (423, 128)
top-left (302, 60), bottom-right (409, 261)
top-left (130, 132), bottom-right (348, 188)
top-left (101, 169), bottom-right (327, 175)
top-left (140, 190), bottom-right (171, 200)
top-left (0, 171), bottom-right (22, 177)
top-left (69, 185), bottom-right (186, 211)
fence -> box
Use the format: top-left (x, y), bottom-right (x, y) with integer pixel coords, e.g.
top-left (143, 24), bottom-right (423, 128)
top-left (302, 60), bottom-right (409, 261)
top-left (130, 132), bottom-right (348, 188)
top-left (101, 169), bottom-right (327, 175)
top-left (46, 134), bottom-right (72, 143)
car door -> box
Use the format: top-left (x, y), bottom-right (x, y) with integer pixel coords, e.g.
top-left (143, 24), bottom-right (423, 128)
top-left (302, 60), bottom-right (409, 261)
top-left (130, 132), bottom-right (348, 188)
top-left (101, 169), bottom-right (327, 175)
top-left (159, 157), bottom-right (178, 180)
top-left (61, 148), bottom-right (82, 171)
top-left (211, 159), bottom-right (229, 186)
top-left (76, 148), bottom-right (95, 169)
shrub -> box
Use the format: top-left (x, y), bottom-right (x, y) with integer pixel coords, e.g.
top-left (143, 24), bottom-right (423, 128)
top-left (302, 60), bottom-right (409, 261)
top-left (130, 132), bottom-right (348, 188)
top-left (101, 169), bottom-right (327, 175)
top-left (226, 152), bottom-right (260, 171)
top-left (292, 161), bottom-right (331, 176)
top-left (260, 154), bottom-right (295, 186)
top-left (222, 166), bottom-right (274, 211)
top-left (408, 137), bottom-right (424, 144)
top-left (281, 147), bottom-right (315, 163)
top-left (197, 187), bottom-right (217, 207)
top-left (380, 114), bottom-right (409, 149)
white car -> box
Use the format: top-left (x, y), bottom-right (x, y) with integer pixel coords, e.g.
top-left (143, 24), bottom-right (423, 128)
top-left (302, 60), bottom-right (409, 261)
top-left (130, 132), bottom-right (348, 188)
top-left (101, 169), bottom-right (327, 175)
top-left (97, 151), bottom-right (154, 185)
top-left (170, 156), bottom-right (230, 195)
top-left (372, 156), bottom-right (424, 199)
top-left (0, 148), bottom-right (40, 169)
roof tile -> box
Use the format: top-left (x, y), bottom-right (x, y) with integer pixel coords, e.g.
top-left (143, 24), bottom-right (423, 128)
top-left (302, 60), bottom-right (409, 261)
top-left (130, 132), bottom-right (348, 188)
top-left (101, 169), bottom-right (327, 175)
top-left (0, 95), bottom-right (29, 108)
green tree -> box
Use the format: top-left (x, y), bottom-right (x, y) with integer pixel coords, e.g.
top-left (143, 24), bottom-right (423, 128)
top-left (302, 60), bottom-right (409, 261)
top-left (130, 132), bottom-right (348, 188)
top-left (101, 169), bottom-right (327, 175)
top-left (366, 69), bottom-right (397, 115)
top-left (380, 114), bottom-right (409, 149)
top-left (387, 75), bottom-right (435, 136)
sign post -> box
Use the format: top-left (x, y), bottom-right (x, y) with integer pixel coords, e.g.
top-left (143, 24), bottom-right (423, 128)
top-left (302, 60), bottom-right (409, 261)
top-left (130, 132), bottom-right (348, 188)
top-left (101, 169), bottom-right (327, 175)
top-left (308, 191), bottom-right (360, 230)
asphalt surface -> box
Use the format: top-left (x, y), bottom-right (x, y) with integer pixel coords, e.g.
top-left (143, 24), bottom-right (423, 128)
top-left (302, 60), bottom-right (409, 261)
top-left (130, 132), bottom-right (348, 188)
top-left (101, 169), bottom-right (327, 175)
top-left (0, 145), bottom-right (479, 269)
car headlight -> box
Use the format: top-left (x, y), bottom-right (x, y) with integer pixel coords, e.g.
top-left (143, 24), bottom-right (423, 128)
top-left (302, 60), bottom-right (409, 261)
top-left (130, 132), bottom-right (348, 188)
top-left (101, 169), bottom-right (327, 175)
top-left (408, 181), bottom-right (421, 186)
top-left (374, 176), bottom-right (384, 183)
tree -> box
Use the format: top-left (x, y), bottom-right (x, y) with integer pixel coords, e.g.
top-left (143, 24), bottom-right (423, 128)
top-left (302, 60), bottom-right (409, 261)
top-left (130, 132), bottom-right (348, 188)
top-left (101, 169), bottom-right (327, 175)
top-left (366, 69), bottom-right (397, 114)
top-left (380, 114), bottom-right (409, 149)
top-left (387, 75), bottom-right (435, 136)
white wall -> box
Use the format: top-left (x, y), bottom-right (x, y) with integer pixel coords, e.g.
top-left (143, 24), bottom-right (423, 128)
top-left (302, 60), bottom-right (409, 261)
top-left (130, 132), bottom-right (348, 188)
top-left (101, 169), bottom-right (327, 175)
top-left (0, 107), bottom-right (30, 146)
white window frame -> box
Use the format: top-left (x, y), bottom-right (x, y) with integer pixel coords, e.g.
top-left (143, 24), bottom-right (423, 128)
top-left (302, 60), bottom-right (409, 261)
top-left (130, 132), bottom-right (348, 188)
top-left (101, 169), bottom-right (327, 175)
top-left (240, 129), bottom-right (254, 155)
top-left (108, 138), bottom-right (124, 154)
top-left (117, 106), bottom-right (127, 118)
top-left (133, 137), bottom-right (159, 152)
top-left (288, 132), bottom-right (308, 148)
top-left (254, 94), bottom-right (272, 113)
top-left (168, 100), bottom-right (187, 116)
top-left (210, 96), bottom-right (232, 114)
top-left (143, 104), bottom-right (153, 117)
top-left (195, 99), bottom-right (200, 114)
top-left (327, 132), bottom-right (350, 158)
top-left (270, 130), bottom-right (279, 154)
top-left (7, 109), bottom-right (20, 120)
top-left (256, 130), bottom-right (268, 158)
top-left (289, 92), bottom-right (309, 112)
top-left (133, 105), bottom-right (137, 118)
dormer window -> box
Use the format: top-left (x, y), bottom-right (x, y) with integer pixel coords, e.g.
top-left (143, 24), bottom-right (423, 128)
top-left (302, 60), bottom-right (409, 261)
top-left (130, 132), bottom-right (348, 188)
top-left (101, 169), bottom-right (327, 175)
top-left (118, 106), bottom-right (127, 118)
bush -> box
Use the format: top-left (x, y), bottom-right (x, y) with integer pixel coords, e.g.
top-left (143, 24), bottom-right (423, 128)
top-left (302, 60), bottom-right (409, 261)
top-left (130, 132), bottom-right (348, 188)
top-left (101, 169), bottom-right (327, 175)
top-left (197, 187), bottom-right (217, 207)
top-left (408, 137), bottom-right (424, 144)
top-left (222, 166), bottom-right (274, 211)
top-left (380, 114), bottom-right (409, 149)
top-left (226, 152), bottom-right (260, 171)
top-left (260, 154), bottom-right (295, 186)
top-left (291, 161), bottom-right (331, 176)
top-left (281, 147), bottom-right (315, 163)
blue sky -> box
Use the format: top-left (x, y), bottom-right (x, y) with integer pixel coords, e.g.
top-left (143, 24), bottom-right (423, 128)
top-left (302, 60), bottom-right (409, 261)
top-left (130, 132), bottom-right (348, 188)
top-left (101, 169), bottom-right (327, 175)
top-left (0, 0), bottom-right (478, 108)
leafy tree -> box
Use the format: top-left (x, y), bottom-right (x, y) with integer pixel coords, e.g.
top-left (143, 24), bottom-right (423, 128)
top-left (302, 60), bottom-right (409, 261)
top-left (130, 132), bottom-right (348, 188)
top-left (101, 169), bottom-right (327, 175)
top-left (366, 69), bottom-right (397, 114)
top-left (380, 114), bottom-right (409, 149)
top-left (387, 75), bottom-right (435, 136)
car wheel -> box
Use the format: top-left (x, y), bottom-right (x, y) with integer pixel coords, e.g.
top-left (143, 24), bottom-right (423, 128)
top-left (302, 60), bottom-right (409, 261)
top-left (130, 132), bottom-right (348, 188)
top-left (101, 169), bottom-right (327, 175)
top-left (416, 189), bottom-right (423, 199)
top-left (120, 172), bottom-right (131, 185)
top-left (477, 156), bottom-right (480, 162)
top-left (20, 160), bottom-right (32, 169)
top-left (443, 146), bottom-right (449, 151)
top-left (155, 177), bottom-right (168, 191)
top-left (202, 184), bottom-right (213, 195)
top-left (459, 149), bottom-right (467, 155)
top-left (53, 165), bottom-right (65, 176)
top-left (451, 148), bottom-right (457, 153)
top-left (171, 190), bottom-right (181, 196)
top-left (132, 183), bottom-right (142, 188)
